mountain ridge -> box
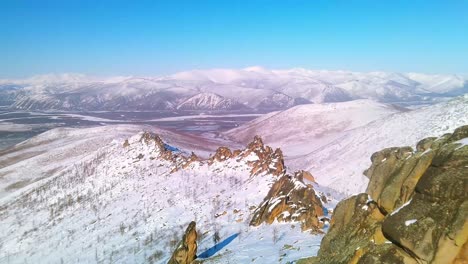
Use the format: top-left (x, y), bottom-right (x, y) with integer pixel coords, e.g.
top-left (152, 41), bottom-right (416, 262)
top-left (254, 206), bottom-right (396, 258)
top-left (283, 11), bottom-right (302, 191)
top-left (1, 68), bottom-right (465, 111)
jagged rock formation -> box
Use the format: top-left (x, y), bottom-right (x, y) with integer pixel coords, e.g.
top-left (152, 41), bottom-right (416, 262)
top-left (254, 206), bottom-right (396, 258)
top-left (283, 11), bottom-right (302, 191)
top-left (167, 221), bottom-right (198, 264)
top-left (209, 146), bottom-right (233, 163)
top-left (134, 132), bottom-right (323, 231)
top-left (250, 171), bottom-right (324, 232)
top-left (138, 132), bottom-right (283, 175)
top-left (299, 125), bottom-right (468, 264)
top-left (238, 135), bottom-right (286, 176)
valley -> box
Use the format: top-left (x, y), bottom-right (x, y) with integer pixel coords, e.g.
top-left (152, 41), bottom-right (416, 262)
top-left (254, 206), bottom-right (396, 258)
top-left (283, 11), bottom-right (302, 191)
top-left (0, 110), bottom-right (261, 150)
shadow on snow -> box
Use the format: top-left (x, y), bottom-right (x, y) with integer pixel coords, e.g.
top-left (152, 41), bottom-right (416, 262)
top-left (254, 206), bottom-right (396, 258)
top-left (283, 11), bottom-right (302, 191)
top-left (198, 233), bottom-right (239, 259)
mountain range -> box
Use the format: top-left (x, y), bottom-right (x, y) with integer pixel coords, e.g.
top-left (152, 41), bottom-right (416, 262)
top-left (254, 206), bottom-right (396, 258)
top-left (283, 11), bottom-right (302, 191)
top-left (1, 67), bottom-right (466, 111)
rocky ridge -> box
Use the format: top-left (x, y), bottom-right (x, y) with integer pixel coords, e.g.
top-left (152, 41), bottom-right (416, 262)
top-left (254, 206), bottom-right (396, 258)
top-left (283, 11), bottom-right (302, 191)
top-left (136, 132), bottom-right (323, 231)
top-left (299, 125), bottom-right (468, 264)
top-left (0, 126), bottom-right (324, 263)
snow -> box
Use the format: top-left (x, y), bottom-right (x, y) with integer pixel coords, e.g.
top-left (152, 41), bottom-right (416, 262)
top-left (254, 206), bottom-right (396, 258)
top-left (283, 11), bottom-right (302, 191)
top-left (390, 199), bottom-right (413, 216)
top-left (176, 92), bottom-right (245, 110)
top-left (287, 95), bottom-right (468, 195)
top-left (0, 125), bottom-right (325, 263)
top-left (455, 138), bottom-right (468, 146)
top-left (225, 99), bottom-right (403, 157)
top-left (405, 219), bottom-right (418, 226)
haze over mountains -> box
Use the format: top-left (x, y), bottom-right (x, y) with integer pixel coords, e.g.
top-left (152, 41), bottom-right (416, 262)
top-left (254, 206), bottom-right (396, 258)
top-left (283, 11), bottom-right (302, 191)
top-left (1, 67), bottom-right (466, 111)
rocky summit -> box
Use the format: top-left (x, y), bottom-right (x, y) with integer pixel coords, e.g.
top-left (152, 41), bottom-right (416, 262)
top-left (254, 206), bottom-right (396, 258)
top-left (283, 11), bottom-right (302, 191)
top-left (299, 125), bottom-right (468, 264)
top-left (250, 170), bottom-right (324, 232)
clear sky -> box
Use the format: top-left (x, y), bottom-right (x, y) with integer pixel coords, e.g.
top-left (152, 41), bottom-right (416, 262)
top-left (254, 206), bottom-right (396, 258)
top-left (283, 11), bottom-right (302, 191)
top-left (1, 0), bottom-right (468, 78)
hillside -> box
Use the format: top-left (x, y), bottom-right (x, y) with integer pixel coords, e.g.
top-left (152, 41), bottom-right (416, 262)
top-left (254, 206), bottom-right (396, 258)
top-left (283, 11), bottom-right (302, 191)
top-left (176, 92), bottom-right (247, 110)
top-left (291, 95), bottom-right (468, 195)
top-left (225, 99), bottom-right (405, 157)
top-left (0, 126), bottom-right (329, 263)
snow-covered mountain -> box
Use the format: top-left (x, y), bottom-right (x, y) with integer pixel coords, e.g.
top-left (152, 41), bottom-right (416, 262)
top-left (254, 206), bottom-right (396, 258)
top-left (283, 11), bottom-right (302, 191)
top-left (176, 92), bottom-right (247, 110)
top-left (256, 92), bottom-right (311, 110)
top-left (292, 96), bottom-right (468, 195)
top-left (0, 125), bottom-right (331, 263)
top-left (1, 68), bottom-right (466, 111)
top-left (225, 95), bottom-right (468, 195)
top-left (225, 99), bottom-right (406, 157)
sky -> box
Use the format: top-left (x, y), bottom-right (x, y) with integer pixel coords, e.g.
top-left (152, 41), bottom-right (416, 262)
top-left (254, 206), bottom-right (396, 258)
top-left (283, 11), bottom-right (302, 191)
top-left (1, 0), bottom-right (468, 78)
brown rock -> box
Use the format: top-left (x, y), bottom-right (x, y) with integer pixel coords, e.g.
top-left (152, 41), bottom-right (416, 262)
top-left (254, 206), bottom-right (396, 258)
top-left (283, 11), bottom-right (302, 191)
top-left (167, 221), bottom-right (198, 264)
top-left (140, 132), bottom-right (165, 150)
top-left (209, 146), bottom-right (233, 163)
top-left (250, 172), bottom-right (323, 231)
top-left (123, 139), bottom-right (130, 148)
top-left (307, 126), bottom-right (468, 264)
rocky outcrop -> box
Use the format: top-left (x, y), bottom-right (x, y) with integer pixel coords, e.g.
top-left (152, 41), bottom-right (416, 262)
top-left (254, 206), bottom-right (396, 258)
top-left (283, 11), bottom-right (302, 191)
top-left (167, 221), bottom-right (198, 264)
top-left (134, 133), bottom-right (323, 231)
top-left (300, 125), bottom-right (468, 264)
top-left (238, 135), bottom-right (286, 176)
top-left (135, 133), bottom-right (285, 177)
top-left (140, 131), bottom-right (166, 150)
top-left (208, 146), bottom-right (233, 163)
top-left (250, 171), bottom-right (324, 232)
top-left (204, 135), bottom-right (285, 176)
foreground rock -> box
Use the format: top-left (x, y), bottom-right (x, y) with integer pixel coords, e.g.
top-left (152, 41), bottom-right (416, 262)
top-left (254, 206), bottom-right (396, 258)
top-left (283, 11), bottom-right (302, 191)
top-left (250, 171), bottom-right (324, 231)
top-left (168, 221), bottom-right (198, 264)
top-left (299, 125), bottom-right (468, 264)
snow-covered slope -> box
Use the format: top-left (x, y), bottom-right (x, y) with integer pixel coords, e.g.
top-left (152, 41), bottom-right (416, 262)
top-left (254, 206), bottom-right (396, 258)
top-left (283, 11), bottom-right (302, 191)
top-left (256, 92), bottom-right (311, 110)
top-left (0, 125), bottom-right (227, 202)
top-left (0, 127), bottom-right (325, 263)
top-left (1, 68), bottom-right (466, 111)
top-left (289, 95), bottom-right (468, 195)
top-left (176, 92), bottom-right (247, 110)
top-left (225, 100), bottom-right (404, 157)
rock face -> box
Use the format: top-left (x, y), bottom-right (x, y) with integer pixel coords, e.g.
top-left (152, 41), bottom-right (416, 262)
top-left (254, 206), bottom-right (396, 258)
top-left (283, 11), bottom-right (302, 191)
top-left (300, 125), bottom-right (468, 264)
top-left (167, 221), bottom-right (198, 264)
top-left (250, 171), bottom-right (324, 231)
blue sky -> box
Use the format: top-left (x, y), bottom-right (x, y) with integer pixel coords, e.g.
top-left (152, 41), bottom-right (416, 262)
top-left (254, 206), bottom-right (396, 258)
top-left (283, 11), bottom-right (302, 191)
top-left (1, 0), bottom-right (467, 78)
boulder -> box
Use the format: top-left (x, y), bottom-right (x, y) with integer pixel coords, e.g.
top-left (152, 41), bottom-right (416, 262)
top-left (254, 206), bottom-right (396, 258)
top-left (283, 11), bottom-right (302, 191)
top-left (304, 126), bottom-right (468, 264)
top-left (167, 221), bottom-right (198, 264)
